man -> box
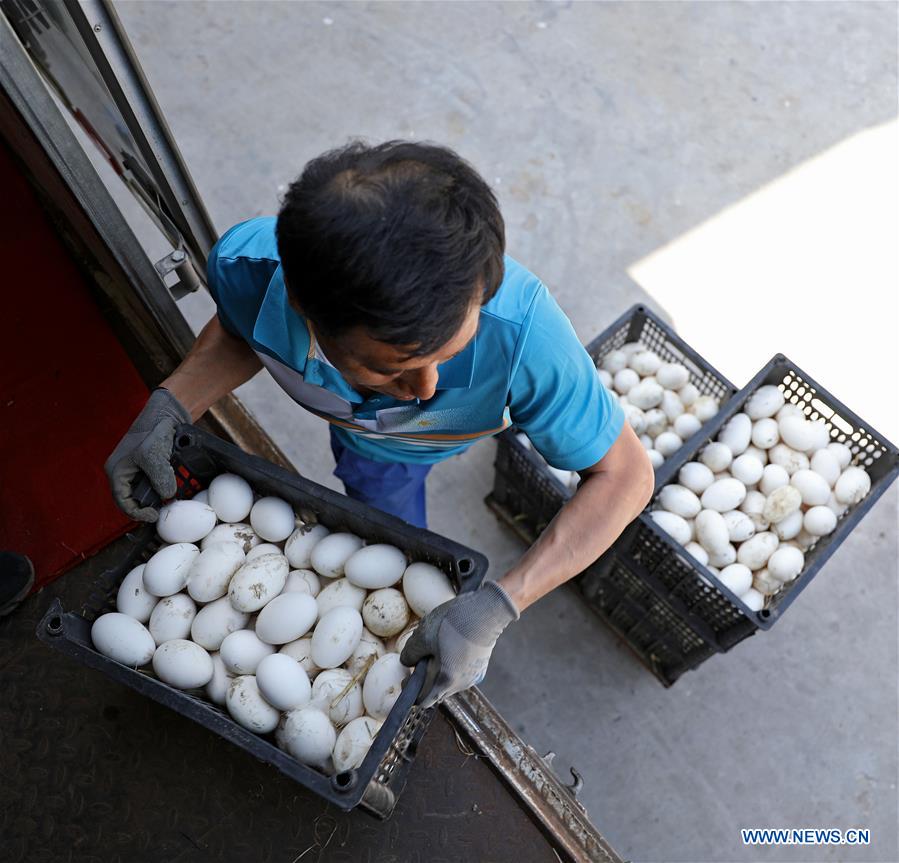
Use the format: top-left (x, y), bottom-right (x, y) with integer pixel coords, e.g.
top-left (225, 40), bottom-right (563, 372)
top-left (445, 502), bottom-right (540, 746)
top-left (106, 141), bottom-right (654, 707)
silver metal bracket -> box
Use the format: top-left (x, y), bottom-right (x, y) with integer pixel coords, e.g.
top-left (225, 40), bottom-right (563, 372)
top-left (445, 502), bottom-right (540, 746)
top-left (155, 248), bottom-right (201, 300)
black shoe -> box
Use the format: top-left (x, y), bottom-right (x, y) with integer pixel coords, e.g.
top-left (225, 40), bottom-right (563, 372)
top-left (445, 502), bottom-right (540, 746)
top-left (0, 552), bottom-right (35, 617)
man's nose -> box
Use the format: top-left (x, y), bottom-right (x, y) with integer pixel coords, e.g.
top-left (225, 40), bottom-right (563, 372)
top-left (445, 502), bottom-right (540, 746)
top-left (400, 365), bottom-right (438, 401)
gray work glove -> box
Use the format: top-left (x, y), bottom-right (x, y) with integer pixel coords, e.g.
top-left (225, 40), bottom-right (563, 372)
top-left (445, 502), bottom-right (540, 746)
top-left (104, 387), bottom-right (191, 523)
top-left (400, 580), bottom-right (519, 708)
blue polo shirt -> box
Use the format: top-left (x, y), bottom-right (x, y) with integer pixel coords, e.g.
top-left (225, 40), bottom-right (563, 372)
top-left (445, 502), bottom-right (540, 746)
top-left (207, 217), bottom-right (624, 467)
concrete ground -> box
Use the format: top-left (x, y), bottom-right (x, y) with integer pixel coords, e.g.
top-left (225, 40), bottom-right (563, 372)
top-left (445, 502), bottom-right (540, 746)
top-left (97, 3), bottom-right (898, 861)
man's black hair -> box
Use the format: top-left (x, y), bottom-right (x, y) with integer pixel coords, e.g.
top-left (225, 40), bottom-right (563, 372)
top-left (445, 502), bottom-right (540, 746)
top-left (275, 140), bottom-right (505, 356)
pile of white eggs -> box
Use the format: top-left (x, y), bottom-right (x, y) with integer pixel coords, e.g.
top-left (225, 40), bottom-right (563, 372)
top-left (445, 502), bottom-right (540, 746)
top-left (598, 341), bottom-right (721, 471)
top-left (514, 340), bottom-right (722, 492)
top-left (90, 472), bottom-right (457, 776)
top-left (649, 384), bottom-right (872, 612)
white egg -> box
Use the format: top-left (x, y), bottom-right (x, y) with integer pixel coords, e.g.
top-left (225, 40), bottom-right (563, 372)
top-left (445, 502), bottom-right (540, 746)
top-left (736, 532), bottom-right (779, 571)
top-left (624, 405), bottom-right (647, 436)
top-left (739, 490), bottom-right (770, 531)
top-left (716, 563), bottom-right (752, 595)
top-left (700, 478), bottom-right (747, 513)
top-left (228, 553), bottom-right (289, 612)
top-left (252, 593), bottom-right (317, 646)
top-left (152, 639), bottom-right (214, 689)
top-left (678, 462), bottom-right (715, 495)
top-left (759, 464), bottom-right (790, 496)
top-left (826, 442), bottom-right (852, 469)
top-left (333, 716), bottom-right (383, 774)
top-left (810, 450), bottom-right (841, 488)
top-left (312, 606), bottom-right (364, 669)
top-left (362, 653), bottom-right (411, 720)
top-left (826, 493), bottom-right (849, 517)
top-left (187, 542), bottom-right (246, 603)
top-left (245, 543), bottom-right (282, 561)
top-left (647, 449), bottom-right (664, 469)
top-left (363, 589), bottom-right (412, 638)
top-left (643, 408), bottom-right (668, 437)
top-left (790, 469), bottom-right (832, 506)
top-left (779, 416), bottom-right (817, 453)
top-left (684, 542), bottom-right (709, 566)
top-left (834, 466), bottom-right (871, 505)
top-left (657, 485), bottom-right (702, 519)
top-left (767, 444), bottom-right (810, 476)
top-left (205, 652), bottom-right (233, 705)
top-left (249, 497), bottom-right (296, 543)
top-left (678, 383), bottom-right (699, 407)
top-left (654, 431), bottom-right (683, 458)
top-left (629, 350), bottom-right (662, 376)
top-left (192, 490), bottom-right (209, 505)
top-left (393, 624), bottom-right (418, 655)
top-left (200, 522), bottom-right (261, 554)
top-left (613, 367), bottom-right (640, 394)
top-left (143, 543), bottom-right (200, 597)
top-left (808, 421), bottom-right (831, 452)
top-left (597, 369), bottom-right (614, 388)
top-left (750, 418), bottom-right (780, 449)
top-left (690, 395), bottom-right (719, 422)
top-left (620, 341), bottom-right (645, 357)
top-left (601, 349), bottom-right (628, 373)
top-left (695, 510), bottom-right (732, 554)
top-left (148, 593), bottom-right (197, 643)
top-left (707, 543), bottom-right (737, 568)
top-left (402, 562), bottom-right (455, 617)
top-left (156, 500), bottom-right (217, 544)
top-left (762, 485), bottom-right (802, 523)
top-left (208, 473), bottom-right (254, 523)
top-left (310, 533), bottom-right (365, 578)
top-left (91, 613), bottom-right (156, 666)
top-left (311, 668), bottom-right (364, 727)
top-left (344, 544), bottom-right (407, 589)
top-left (650, 510), bottom-right (690, 545)
top-left (773, 509), bottom-right (803, 541)
top-left (723, 510), bottom-right (756, 543)
top-left (656, 363), bottom-right (690, 391)
top-left (220, 629), bottom-right (275, 675)
top-left (718, 414), bottom-right (752, 456)
top-left (190, 595), bottom-right (250, 650)
top-left (700, 443), bottom-right (732, 473)
top-left (344, 628), bottom-right (387, 675)
top-left (279, 636), bottom-right (321, 677)
top-left (673, 413), bottom-right (702, 440)
top-left (284, 569), bottom-right (321, 597)
top-left (803, 506), bottom-right (838, 537)
top-left (743, 445), bottom-right (769, 465)
top-left (744, 385), bottom-right (785, 420)
top-left (776, 403), bottom-right (805, 422)
top-left (316, 577), bottom-right (367, 618)
top-left (116, 564), bottom-right (157, 623)
top-left (226, 676), bottom-right (280, 734)
top-left (740, 588), bottom-right (765, 612)
top-left (255, 653), bottom-right (311, 711)
top-left (278, 707), bottom-right (336, 768)
top-left (767, 546), bottom-right (805, 582)
top-left (629, 380), bottom-right (665, 410)
top-left (284, 523), bottom-right (330, 569)
top-left (661, 390), bottom-right (685, 422)
top-left (730, 454), bottom-right (764, 487)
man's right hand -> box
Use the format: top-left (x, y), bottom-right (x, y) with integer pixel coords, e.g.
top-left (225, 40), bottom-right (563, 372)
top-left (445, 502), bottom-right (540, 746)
top-left (104, 388), bottom-right (192, 522)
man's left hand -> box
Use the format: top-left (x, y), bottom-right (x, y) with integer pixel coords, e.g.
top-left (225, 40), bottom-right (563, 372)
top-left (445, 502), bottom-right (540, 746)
top-left (400, 580), bottom-right (519, 708)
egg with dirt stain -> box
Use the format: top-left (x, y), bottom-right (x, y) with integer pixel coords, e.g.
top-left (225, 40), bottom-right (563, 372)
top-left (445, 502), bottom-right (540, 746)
top-left (310, 533), bottom-right (364, 578)
top-left (200, 522), bottom-right (261, 554)
top-left (362, 588), bottom-right (411, 638)
top-left (148, 593), bottom-right (197, 643)
top-left (156, 499), bottom-right (217, 544)
top-left (226, 675), bottom-right (280, 733)
top-left (228, 553), bottom-right (289, 612)
top-left (362, 653), bottom-right (410, 720)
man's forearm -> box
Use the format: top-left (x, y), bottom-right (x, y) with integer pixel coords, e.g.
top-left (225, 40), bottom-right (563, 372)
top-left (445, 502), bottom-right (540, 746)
top-left (498, 448), bottom-right (654, 613)
top-left (160, 316), bottom-right (262, 420)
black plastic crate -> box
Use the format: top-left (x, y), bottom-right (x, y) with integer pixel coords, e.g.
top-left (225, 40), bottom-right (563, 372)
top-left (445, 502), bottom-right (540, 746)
top-left (577, 550), bottom-right (719, 686)
top-left (37, 424), bottom-right (488, 817)
top-left (487, 304), bottom-right (737, 544)
top-left (599, 354), bottom-right (899, 676)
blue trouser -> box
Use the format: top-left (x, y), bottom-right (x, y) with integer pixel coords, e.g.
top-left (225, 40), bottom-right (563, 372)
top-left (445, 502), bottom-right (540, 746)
top-left (329, 427), bottom-right (432, 529)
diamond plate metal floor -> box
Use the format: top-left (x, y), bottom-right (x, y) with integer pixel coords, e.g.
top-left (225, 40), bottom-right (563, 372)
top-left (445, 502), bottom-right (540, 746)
top-left (1, 536), bottom-right (568, 863)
